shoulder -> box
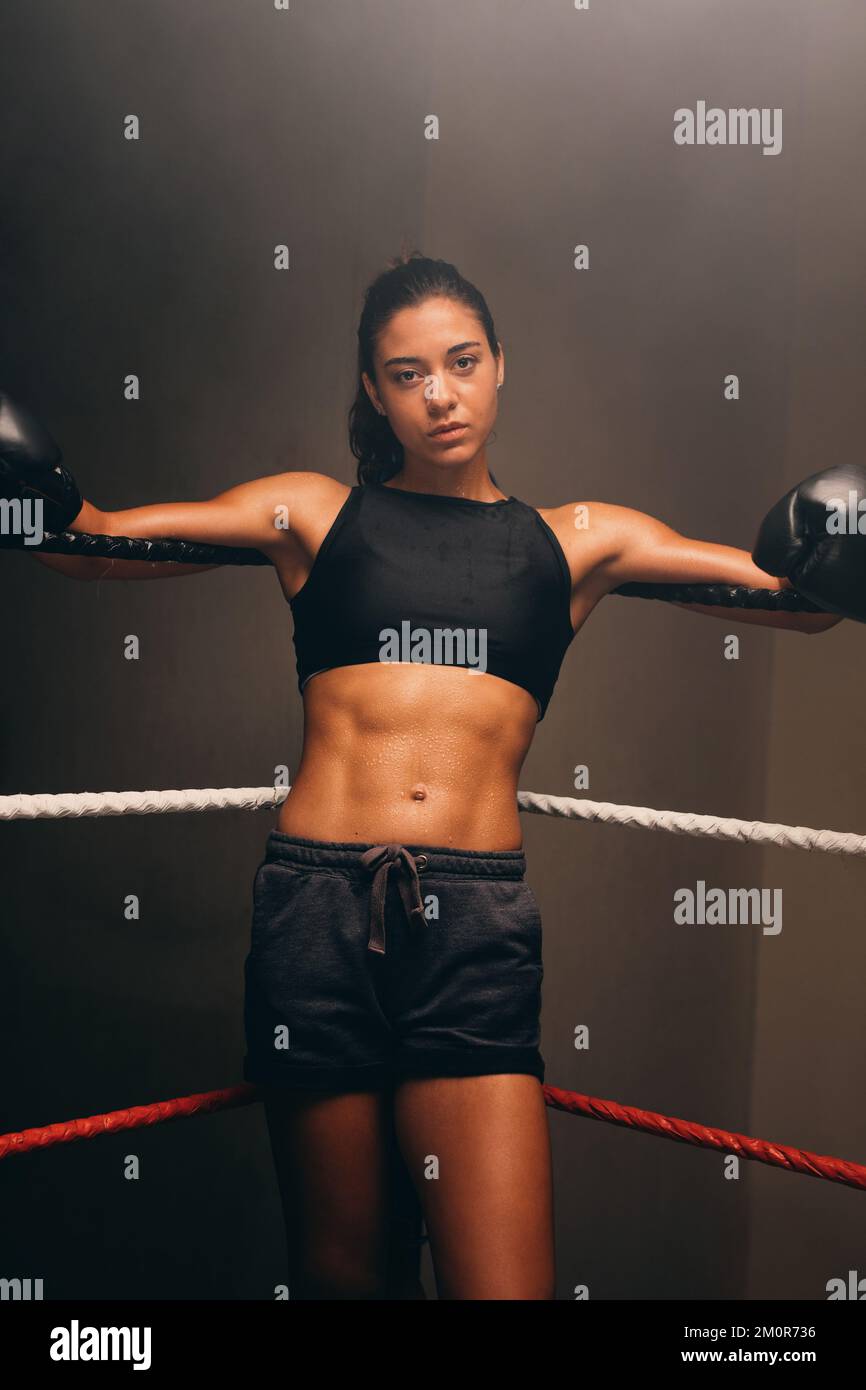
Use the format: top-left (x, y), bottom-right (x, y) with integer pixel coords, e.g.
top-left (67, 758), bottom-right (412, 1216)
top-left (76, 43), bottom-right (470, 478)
top-left (538, 499), bottom-right (644, 533)
top-left (256, 470), bottom-right (351, 509)
top-left (539, 499), bottom-right (674, 561)
top-left (534, 500), bottom-right (627, 572)
top-left (248, 471), bottom-right (353, 557)
top-left (531, 500), bottom-right (681, 606)
top-left (220, 469), bottom-right (349, 517)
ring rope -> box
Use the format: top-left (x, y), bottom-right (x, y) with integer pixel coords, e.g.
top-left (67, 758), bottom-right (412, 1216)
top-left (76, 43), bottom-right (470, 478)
top-left (2, 784), bottom-right (865, 857)
top-left (0, 786), bottom-right (283, 819)
top-left (5, 787), bottom-right (860, 1184)
top-left (1, 1082), bottom-right (862, 1189)
top-left (5, 539), bottom-right (853, 1206)
top-left (5, 528), bottom-right (823, 612)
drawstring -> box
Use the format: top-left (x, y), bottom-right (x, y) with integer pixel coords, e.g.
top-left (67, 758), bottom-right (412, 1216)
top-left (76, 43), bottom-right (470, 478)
top-left (359, 844), bottom-right (427, 955)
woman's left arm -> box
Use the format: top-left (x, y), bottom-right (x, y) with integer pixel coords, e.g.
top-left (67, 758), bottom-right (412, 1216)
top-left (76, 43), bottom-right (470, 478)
top-left (587, 503), bottom-right (844, 633)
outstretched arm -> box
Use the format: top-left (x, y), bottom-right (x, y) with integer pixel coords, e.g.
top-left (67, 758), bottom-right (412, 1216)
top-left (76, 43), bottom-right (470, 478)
top-left (38, 496), bottom-right (220, 581)
top-left (585, 503), bottom-right (842, 633)
top-left (52, 475), bottom-right (309, 582)
top-left (1, 389), bottom-right (318, 583)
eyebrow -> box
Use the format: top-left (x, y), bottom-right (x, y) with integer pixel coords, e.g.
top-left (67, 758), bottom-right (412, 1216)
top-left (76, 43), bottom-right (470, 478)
top-left (382, 340), bottom-right (483, 368)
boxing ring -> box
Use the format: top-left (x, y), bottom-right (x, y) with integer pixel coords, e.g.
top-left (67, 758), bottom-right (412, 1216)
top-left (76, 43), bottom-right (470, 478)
top-left (3, 780), bottom-right (864, 1191)
top-left (3, 530), bottom-right (863, 1217)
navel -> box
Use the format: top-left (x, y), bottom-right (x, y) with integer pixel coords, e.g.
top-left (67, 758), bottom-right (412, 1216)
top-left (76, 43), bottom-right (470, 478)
top-left (410, 783), bottom-right (428, 802)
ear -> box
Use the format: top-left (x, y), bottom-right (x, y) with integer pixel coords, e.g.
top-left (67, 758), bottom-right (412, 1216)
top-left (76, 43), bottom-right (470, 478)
top-left (361, 370), bottom-right (384, 415)
top-left (495, 341), bottom-right (505, 388)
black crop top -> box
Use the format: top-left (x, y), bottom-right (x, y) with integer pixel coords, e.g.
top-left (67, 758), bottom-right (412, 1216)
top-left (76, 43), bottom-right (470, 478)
top-left (289, 482), bottom-right (576, 721)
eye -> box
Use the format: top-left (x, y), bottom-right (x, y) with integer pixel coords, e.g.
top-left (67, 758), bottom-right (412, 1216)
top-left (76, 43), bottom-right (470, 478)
top-left (392, 356), bottom-right (477, 385)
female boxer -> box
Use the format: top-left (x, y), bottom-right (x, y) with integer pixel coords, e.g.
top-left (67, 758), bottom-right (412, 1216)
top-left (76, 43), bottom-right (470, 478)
top-left (5, 253), bottom-right (853, 1300)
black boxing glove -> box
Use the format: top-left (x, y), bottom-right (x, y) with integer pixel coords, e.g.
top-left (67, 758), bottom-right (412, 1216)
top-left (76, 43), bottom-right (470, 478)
top-left (0, 391), bottom-right (83, 534)
top-left (751, 464), bottom-right (866, 622)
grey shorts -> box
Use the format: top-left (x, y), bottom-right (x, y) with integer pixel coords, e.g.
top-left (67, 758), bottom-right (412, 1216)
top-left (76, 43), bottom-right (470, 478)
top-left (243, 832), bottom-right (545, 1090)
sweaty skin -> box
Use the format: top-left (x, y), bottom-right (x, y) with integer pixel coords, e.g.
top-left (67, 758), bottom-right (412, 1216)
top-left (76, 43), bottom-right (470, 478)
top-left (56, 466), bottom-right (834, 854)
top-left (270, 484), bottom-right (588, 850)
top-left (43, 293), bottom-right (838, 857)
top-left (267, 477), bottom-right (835, 849)
top-left (277, 654), bottom-right (541, 849)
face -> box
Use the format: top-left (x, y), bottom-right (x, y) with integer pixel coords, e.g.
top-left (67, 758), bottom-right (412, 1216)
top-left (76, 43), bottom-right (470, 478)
top-left (362, 297), bottom-right (504, 470)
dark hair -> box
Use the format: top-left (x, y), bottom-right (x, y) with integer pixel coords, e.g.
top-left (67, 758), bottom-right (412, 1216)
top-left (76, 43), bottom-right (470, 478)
top-left (348, 250), bottom-right (502, 487)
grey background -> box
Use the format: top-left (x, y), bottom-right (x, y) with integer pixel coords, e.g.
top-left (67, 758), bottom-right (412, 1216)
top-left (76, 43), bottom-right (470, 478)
top-left (1, 0), bottom-right (864, 1300)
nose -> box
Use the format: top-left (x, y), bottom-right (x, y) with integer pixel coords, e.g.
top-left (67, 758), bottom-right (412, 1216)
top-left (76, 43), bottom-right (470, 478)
top-left (423, 372), bottom-right (458, 410)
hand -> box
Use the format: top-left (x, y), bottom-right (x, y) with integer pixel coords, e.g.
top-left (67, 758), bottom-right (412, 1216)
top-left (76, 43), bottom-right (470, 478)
top-left (752, 465), bottom-right (866, 622)
top-left (0, 391), bottom-right (83, 534)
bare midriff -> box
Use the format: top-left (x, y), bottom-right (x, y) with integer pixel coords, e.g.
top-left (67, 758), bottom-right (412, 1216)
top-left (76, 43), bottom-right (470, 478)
top-left (276, 659), bottom-right (539, 849)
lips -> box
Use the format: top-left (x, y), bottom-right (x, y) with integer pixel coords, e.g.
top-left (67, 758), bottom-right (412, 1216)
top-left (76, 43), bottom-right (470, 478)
top-left (429, 423), bottom-right (468, 438)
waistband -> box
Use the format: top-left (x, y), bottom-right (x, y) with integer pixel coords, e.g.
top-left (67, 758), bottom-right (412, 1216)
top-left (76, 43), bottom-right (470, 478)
top-left (263, 831), bottom-right (526, 878)
top-left (262, 832), bottom-right (526, 956)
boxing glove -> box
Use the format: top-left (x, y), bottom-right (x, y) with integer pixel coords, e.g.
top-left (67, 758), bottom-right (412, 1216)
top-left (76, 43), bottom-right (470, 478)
top-left (0, 391), bottom-right (83, 533)
top-left (752, 464), bottom-right (866, 622)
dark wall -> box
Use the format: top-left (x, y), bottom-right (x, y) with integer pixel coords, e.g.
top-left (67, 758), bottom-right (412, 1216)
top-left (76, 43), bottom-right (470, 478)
top-left (1, 0), bottom-right (864, 1301)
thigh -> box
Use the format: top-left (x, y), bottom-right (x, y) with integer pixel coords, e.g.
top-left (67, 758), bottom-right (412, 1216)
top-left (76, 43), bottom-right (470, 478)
top-left (389, 875), bottom-right (544, 1080)
top-left (262, 1085), bottom-right (425, 1300)
top-left (393, 1073), bottom-right (555, 1300)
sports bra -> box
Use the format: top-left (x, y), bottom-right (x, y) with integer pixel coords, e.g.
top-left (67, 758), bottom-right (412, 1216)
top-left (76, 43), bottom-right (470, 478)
top-left (289, 481), bottom-right (576, 721)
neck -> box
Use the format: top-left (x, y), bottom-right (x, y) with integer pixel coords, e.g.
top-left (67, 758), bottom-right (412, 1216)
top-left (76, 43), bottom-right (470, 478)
top-left (384, 459), bottom-right (505, 504)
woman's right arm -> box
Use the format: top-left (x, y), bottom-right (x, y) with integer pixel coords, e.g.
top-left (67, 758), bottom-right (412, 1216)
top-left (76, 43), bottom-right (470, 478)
top-left (38, 476), bottom-right (313, 582)
top-left (35, 496), bottom-right (221, 581)
top-left (0, 390), bottom-right (325, 582)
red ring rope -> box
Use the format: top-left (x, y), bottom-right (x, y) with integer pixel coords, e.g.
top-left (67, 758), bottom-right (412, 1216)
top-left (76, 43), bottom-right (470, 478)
top-left (1, 1081), bottom-right (863, 1190)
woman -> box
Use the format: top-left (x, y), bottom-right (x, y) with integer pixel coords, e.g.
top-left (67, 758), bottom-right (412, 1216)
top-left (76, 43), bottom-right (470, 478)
top-left (18, 253), bottom-right (843, 1301)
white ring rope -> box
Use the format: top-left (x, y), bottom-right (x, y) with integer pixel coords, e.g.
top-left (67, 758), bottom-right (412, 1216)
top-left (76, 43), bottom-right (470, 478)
top-left (0, 784), bottom-right (864, 858)
top-left (0, 787), bottom-right (283, 819)
top-left (516, 791), bottom-right (866, 857)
